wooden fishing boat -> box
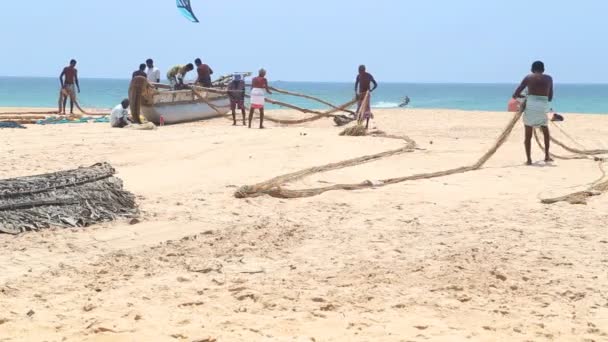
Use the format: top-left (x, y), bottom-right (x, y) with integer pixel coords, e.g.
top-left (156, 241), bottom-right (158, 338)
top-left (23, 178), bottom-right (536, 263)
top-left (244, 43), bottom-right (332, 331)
top-left (141, 88), bottom-right (230, 125)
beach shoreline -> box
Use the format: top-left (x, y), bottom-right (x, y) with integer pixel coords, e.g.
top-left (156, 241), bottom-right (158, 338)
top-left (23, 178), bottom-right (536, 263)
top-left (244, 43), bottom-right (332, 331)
top-left (3, 78), bottom-right (608, 114)
top-left (1, 108), bottom-right (607, 341)
top-left (1, 106), bottom-right (607, 117)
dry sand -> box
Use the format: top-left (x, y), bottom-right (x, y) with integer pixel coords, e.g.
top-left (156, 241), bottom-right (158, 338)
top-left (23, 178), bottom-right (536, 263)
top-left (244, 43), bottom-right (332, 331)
top-left (1, 108), bottom-right (607, 341)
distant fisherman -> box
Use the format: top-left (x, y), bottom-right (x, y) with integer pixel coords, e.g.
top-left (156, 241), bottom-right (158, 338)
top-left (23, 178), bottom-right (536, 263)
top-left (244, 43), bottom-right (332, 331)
top-left (512, 61), bottom-right (554, 165)
top-left (110, 99), bottom-right (131, 128)
top-left (167, 64), bottom-right (194, 89)
top-left (228, 74), bottom-right (246, 126)
top-left (249, 68), bottom-right (272, 129)
top-left (355, 65), bottom-right (378, 129)
top-left (59, 59), bottom-right (81, 115)
top-left (132, 64), bottom-right (147, 79)
top-left (146, 59), bottom-right (161, 83)
top-left (195, 58), bottom-right (214, 88)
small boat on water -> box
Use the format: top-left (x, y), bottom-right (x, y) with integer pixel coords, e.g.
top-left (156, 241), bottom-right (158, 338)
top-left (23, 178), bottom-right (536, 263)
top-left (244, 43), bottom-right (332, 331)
top-left (141, 87), bottom-right (230, 125)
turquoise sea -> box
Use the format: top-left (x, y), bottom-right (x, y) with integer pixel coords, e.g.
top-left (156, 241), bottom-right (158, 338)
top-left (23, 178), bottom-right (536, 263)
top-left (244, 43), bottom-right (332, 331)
top-left (0, 77), bottom-right (607, 114)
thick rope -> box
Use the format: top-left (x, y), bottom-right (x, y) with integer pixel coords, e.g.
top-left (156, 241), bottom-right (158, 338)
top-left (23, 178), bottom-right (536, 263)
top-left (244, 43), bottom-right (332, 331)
top-left (532, 124), bottom-right (608, 204)
top-left (235, 132), bottom-right (418, 199)
top-left (356, 91), bottom-right (371, 124)
top-left (541, 175), bottom-right (608, 205)
top-left (533, 130), bottom-right (587, 161)
top-left (191, 85), bottom-right (357, 125)
top-left (235, 111), bottom-right (523, 199)
top-left (262, 98), bottom-right (358, 125)
top-left (269, 86), bottom-right (356, 115)
top-left (129, 77), bottom-right (158, 123)
top-left (541, 121), bottom-right (608, 156)
top-left (190, 88), bottom-right (226, 115)
top-left (58, 88), bottom-right (91, 115)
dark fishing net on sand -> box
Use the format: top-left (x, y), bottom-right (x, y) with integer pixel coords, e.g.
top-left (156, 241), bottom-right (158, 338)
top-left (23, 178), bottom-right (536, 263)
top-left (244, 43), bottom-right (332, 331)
top-left (0, 163), bottom-right (138, 235)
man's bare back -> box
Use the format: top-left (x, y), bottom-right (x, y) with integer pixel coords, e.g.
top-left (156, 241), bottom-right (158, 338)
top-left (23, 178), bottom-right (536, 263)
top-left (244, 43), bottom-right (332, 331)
top-left (513, 73), bottom-right (553, 100)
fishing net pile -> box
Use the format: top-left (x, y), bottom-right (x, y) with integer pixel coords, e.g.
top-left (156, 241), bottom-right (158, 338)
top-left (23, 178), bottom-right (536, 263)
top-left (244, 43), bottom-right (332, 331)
top-left (0, 163), bottom-right (138, 235)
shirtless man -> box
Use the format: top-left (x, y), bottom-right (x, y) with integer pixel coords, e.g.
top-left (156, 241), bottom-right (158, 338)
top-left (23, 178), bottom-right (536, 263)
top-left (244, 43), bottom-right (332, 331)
top-left (59, 59), bottom-right (80, 115)
top-left (195, 58), bottom-right (214, 87)
top-left (512, 61), bottom-right (553, 165)
top-left (248, 69), bottom-right (272, 129)
top-left (132, 64), bottom-right (147, 79)
top-left (355, 65), bottom-right (378, 128)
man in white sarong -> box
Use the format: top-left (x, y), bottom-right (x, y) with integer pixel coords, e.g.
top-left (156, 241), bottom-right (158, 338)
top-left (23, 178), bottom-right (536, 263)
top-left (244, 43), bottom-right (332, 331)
top-left (248, 69), bottom-right (272, 129)
top-left (513, 61), bottom-right (554, 165)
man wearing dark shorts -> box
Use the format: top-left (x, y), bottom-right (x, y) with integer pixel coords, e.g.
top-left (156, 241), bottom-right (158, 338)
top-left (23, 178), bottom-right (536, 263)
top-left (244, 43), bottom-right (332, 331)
top-left (59, 59), bottom-right (80, 115)
top-left (227, 74), bottom-right (246, 126)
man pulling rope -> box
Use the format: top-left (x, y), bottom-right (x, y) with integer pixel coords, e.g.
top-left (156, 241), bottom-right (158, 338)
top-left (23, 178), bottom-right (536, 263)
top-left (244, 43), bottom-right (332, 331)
top-left (512, 60), bottom-right (554, 165)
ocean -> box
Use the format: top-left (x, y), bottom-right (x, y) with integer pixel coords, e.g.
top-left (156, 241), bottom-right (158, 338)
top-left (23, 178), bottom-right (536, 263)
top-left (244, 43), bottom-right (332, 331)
top-left (1, 77), bottom-right (607, 114)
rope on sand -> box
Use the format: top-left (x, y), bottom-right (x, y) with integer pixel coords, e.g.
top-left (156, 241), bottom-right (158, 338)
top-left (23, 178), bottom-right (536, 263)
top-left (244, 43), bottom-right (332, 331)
top-left (235, 111), bottom-right (524, 199)
top-left (540, 173), bottom-right (608, 205)
top-left (532, 125), bottom-right (608, 205)
top-left (533, 130), bottom-right (588, 161)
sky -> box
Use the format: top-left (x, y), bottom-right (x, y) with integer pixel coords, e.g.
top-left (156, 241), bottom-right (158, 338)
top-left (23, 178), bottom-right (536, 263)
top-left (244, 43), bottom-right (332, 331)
top-left (0, 0), bottom-right (606, 83)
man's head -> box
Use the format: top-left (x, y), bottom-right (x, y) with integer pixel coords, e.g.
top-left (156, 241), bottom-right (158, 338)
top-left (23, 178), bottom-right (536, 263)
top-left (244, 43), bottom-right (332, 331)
top-left (70, 59), bottom-right (77, 67)
top-left (185, 63), bottom-right (194, 71)
top-left (194, 58), bottom-right (202, 66)
top-left (121, 99), bottom-right (130, 109)
top-left (358, 65), bottom-right (366, 73)
top-left (259, 68), bottom-right (266, 77)
top-left (234, 74), bottom-right (242, 81)
top-left (146, 59), bottom-right (154, 68)
top-left (139, 63), bottom-right (146, 71)
top-left (531, 61), bottom-right (545, 74)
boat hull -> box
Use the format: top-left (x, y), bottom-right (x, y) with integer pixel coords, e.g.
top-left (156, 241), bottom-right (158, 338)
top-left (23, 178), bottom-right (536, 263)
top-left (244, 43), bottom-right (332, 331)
top-left (141, 89), bottom-right (230, 125)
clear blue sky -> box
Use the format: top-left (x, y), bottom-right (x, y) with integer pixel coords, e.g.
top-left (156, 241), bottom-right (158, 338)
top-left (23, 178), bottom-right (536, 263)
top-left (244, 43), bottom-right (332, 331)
top-left (0, 0), bottom-right (606, 83)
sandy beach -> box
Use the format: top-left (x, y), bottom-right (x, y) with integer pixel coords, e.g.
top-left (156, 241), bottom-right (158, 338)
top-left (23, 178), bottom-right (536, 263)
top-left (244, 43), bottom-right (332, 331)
top-left (1, 108), bottom-right (607, 341)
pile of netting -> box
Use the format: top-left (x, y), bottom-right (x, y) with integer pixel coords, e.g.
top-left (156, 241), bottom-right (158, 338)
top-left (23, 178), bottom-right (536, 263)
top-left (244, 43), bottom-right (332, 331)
top-left (0, 163), bottom-right (138, 235)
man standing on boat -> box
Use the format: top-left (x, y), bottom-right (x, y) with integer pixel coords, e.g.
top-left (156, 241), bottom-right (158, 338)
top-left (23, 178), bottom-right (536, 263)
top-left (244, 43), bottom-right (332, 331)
top-left (59, 59), bottom-right (80, 115)
top-left (228, 74), bottom-right (246, 126)
top-left (166, 64), bottom-right (194, 90)
top-left (512, 60), bottom-right (553, 165)
top-left (249, 68), bottom-right (272, 129)
top-left (132, 64), bottom-right (147, 79)
top-left (195, 58), bottom-right (214, 88)
top-left (146, 59), bottom-right (161, 83)
top-left (355, 65), bottom-right (378, 129)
